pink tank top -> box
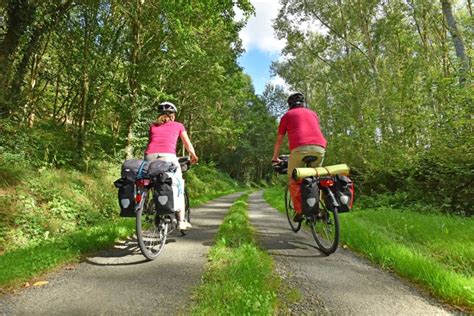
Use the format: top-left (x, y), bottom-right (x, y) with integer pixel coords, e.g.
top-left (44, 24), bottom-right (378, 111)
top-left (145, 121), bottom-right (185, 154)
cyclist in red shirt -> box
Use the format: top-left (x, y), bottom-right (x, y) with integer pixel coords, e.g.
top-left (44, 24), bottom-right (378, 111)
top-left (272, 92), bottom-right (327, 221)
top-left (145, 101), bottom-right (198, 230)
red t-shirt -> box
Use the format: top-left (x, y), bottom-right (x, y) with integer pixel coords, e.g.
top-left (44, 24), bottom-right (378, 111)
top-left (278, 107), bottom-right (327, 151)
top-left (145, 121), bottom-right (186, 154)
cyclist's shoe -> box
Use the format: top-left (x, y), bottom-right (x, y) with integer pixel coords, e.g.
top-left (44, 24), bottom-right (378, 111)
top-left (179, 220), bottom-right (192, 230)
top-left (315, 211), bottom-right (324, 219)
top-left (293, 213), bottom-right (303, 222)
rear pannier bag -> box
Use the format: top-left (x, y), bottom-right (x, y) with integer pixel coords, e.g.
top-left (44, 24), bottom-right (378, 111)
top-left (301, 177), bottom-right (320, 216)
top-left (326, 175), bottom-right (354, 213)
top-left (153, 172), bottom-right (184, 214)
top-left (114, 178), bottom-right (136, 217)
top-left (289, 180), bottom-right (302, 212)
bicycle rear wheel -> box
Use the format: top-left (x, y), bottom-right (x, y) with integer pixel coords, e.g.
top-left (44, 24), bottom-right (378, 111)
top-left (136, 189), bottom-right (168, 260)
top-left (285, 186), bottom-right (302, 232)
top-left (309, 201), bottom-right (339, 255)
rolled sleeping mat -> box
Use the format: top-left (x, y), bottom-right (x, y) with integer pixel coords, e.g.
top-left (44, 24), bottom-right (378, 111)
top-left (292, 164), bottom-right (350, 180)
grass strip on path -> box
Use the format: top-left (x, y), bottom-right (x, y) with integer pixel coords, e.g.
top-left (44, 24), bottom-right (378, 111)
top-left (263, 186), bottom-right (474, 312)
top-left (191, 194), bottom-right (283, 315)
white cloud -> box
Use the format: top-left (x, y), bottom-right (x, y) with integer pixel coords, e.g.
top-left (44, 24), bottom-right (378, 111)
top-left (269, 75), bottom-right (290, 92)
top-left (237, 0), bottom-right (285, 54)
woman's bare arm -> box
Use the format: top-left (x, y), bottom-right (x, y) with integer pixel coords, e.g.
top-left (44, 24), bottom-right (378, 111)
top-left (180, 131), bottom-right (199, 163)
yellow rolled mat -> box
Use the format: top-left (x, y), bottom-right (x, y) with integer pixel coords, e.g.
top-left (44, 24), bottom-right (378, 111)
top-left (293, 164), bottom-right (350, 179)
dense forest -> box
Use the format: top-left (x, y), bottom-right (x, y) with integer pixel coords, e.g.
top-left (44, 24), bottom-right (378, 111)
top-left (0, 0), bottom-right (276, 183)
top-left (0, 0), bottom-right (472, 215)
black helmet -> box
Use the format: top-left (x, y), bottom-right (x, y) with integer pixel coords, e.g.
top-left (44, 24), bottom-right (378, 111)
top-left (158, 101), bottom-right (177, 114)
top-left (287, 92), bottom-right (305, 109)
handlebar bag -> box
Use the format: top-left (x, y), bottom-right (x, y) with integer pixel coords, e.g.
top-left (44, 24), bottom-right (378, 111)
top-left (152, 172), bottom-right (184, 214)
top-left (114, 178), bottom-right (136, 217)
top-left (301, 177), bottom-right (320, 216)
top-left (276, 160), bottom-right (288, 175)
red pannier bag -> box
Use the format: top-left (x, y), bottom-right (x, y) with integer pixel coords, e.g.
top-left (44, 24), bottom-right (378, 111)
top-left (289, 179), bottom-right (303, 213)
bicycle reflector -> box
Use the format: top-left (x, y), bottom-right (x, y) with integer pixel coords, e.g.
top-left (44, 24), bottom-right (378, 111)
top-left (319, 178), bottom-right (334, 187)
top-left (135, 193), bottom-right (142, 203)
top-left (135, 179), bottom-right (150, 187)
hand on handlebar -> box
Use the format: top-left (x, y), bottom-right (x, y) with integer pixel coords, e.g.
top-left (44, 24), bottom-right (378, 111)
top-left (190, 154), bottom-right (199, 164)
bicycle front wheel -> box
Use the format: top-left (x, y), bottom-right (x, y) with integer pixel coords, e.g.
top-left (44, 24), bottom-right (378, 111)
top-left (180, 188), bottom-right (191, 236)
top-left (136, 190), bottom-right (168, 260)
top-left (309, 201), bottom-right (339, 255)
top-left (184, 188), bottom-right (190, 223)
top-left (285, 186), bottom-right (302, 232)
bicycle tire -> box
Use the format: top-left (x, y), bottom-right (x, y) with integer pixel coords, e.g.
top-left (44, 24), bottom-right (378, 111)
top-left (136, 189), bottom-right (168, 260)
top-left (309, 200), bottom-right (339, 255)
top-left (185, 188), bottom-right (191, 222)
top-left (285, 186), bottom-right (302, 232)
top-left (180, 188), bottom-right (191, 236)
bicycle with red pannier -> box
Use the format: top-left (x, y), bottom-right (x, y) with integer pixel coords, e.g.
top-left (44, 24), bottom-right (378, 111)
top-left (273, 155), bottom-right (354, 255)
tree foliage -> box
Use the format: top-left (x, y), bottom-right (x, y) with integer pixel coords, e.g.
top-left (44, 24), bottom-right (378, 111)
top-left (272, 0), bottom-right (473, 214)
top-left (0, 0), bottom-right (275, 183)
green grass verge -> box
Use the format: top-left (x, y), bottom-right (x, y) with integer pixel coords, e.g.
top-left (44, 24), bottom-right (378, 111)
top-left (0, 154), bottom-right (244, 292)
top-left (0, 219), bottom-right (135, 290)
top-left (0, 189), bottom-right (244, 292)
top-left (263, 186), bottom-right (474, 311)
top-left (191, 194), bottom-right (282, 314)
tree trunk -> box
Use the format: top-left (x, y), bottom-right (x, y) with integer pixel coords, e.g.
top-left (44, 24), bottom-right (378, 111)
top-left (125, 0), bottom-right (143, 159)
top-left (2, 1), bottom-right (73, 118)
top-left (77, 9), bottom-right (90, 159)
top-left (0, 0), bottom-right (36, 117)
top-left (440, 0), bottom-right (470, 84)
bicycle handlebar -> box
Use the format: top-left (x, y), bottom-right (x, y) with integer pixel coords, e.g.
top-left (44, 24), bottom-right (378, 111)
top-left (178, 156), bottom-right (192, 173)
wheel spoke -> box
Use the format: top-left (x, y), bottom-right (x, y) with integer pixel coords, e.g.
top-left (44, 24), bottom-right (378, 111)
top-left (310, 203), bottom-right (339, 255)
top-left (136, 189), bottom-right (167, 260)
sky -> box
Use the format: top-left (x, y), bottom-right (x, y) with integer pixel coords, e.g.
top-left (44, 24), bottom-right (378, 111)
top-left (236, 1), bottom-right (287, 95)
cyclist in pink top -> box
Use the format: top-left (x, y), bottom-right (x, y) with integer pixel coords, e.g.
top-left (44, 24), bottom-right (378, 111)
top-left (272, 92), bottom-right (327, 221)
top-left (145, 101), bottom-right (198, 230)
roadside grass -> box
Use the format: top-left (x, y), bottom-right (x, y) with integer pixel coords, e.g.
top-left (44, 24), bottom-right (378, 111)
top-left (263, 186), bottom-right (474, 311)
top-left (191, 194), bottom-right (284, 315)
top-left (0, 220), bottom-right (135, 290)
top-left (0, 155), bottom-right (244, 292)
top-left (0, 186), bottom-right (241, 292)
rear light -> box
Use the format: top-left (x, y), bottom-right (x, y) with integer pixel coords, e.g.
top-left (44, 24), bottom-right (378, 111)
top-left (135, 179), bottom-right (150, 187)
top-left (135, 194), bottom-right (142, 203)
top-left (319, 179), bottom-right (334, 187)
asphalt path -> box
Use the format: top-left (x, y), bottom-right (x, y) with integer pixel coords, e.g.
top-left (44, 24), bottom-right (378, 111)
top-left (0, 192), bottom-right (242, 316)
top-left (247, 191), bottom-right (452, 315)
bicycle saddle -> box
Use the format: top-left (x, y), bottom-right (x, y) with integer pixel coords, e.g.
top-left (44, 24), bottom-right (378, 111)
top-left (302, 156), bottom-right (318, 164)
